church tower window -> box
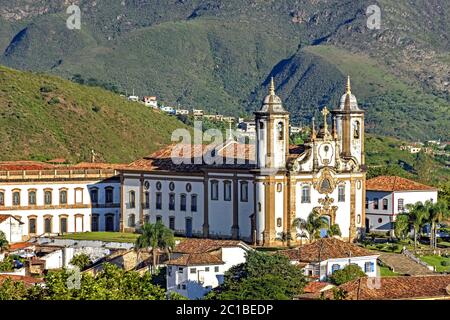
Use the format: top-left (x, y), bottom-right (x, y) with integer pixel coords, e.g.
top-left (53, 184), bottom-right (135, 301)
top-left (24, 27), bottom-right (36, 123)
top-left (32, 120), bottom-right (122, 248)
top-left (301, 186), bottom-right (311, 203)
top-left (338, 185), bottom-right (345, 202)
top-left (353, 121), bottom-right (360, 139)
top-left (277, 122), bottom-right (284, 140)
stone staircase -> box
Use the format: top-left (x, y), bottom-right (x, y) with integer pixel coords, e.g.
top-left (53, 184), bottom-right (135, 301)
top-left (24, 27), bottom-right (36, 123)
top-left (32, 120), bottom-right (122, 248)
top-left (379, 253), bottom-right (435, 276)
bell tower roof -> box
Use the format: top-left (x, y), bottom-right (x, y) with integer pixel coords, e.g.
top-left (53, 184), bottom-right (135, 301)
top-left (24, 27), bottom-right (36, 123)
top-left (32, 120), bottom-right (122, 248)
top-left (255, 77), bottom-right (289, 115)
top-left (338, 76), bottom-right (360, 112)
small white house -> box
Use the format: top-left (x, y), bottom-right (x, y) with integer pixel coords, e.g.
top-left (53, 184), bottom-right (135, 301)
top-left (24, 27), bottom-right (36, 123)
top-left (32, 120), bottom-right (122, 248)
top-left (0, 215), bottom-right (23, 243)
top-left (143, 96), bottom-right (158, 108)
top-left (279, 238), bottom-right (379, 281)
top-left (160, 106), bottom-right (175, 114)
top-left (175, 109), bottom-right (189, 115)
top-left (365, 176), bottom-right (438, 233)
top-left (166, 239), bottom-right (252, 299)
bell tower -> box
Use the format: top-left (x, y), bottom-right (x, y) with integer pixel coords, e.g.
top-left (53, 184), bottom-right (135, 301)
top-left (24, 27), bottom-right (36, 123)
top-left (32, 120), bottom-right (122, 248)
top-left (332, 76), bottom-right (365, 166)
top-left (255, 77), bottom-right (290, 172)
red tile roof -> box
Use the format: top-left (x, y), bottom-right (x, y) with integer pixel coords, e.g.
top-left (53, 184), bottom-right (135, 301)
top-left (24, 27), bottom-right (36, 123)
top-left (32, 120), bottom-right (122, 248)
top-left (174, 239), bottom-right (246, 254)
top-left (366, 176), bottom-right (437, 192)
top-left (0, 214), bottom-right (22, 224)
top-left (303, 281), bottom-right (334, 293)
top-left (0, 275), bottom-right (44, 286)
top-left (0, 161), bottom-right (56, 171)
top-left (8, 242), bottom-right (33, 251)
top-left (325, 275), bottom-right (450, 300)
top-left (278, 238), bottom-right (377, 263)
top-left (167, 253), bottom-right (225, 266)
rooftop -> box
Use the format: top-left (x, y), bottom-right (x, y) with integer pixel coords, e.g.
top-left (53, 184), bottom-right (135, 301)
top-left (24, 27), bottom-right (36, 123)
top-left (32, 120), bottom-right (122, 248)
top-left (366, 176), bottom-right (437, 192)
top-left (174, 238), bottom-right (247, 254)
top-left (278, 238), bottom-right (377, 263)
top-left (325, 275), bottom-right (450, 300)
top-left (167, 253), bottom-right (225, 266)
top-left (0, 275), bottom-right (44, 286)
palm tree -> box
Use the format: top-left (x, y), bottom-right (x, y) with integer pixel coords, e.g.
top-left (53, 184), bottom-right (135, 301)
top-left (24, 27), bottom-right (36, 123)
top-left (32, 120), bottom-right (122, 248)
top-left (428, 200), bottom-right (450, 249)
top-left (327, 224), bottom-right (342, 237)
top-left (0, 231), bottom-right (8, 253)
top-left (135, 221), bottom-right (175, 274)
top-left (294, 211), bottom-right (329, 243)
top-left (292, 217), bottom-right (307, 245)
top-left (405, 202), bottom-right (429, 252)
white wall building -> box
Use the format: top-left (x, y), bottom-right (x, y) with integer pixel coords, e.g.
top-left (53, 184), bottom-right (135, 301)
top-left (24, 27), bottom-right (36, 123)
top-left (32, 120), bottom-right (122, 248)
top-left (0, 215), bottom-right (23, 243)
top-left (279, 238), bottom-right (379, 281)
top-left (143, 96), bottom-right (158, 108)
top-left (166, 239), bottom-right (252, 299)
top-left (0, 162), bottom-right (122, 240)
top-left (120, 77), bottom-right (367, 245)
top-left (365, 176), bottom-right (438, 233)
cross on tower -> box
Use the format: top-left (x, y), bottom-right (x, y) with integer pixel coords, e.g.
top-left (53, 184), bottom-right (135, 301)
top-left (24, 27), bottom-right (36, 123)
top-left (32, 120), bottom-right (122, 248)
top-left (322, 106), bottom-right (330, 133)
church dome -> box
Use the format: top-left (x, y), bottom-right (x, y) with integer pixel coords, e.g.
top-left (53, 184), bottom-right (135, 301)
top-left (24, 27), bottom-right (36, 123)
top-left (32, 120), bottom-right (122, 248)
top-left (257, 77), bottom-right (288, 114)
top-left (339, 76), bottom-right (360, 111)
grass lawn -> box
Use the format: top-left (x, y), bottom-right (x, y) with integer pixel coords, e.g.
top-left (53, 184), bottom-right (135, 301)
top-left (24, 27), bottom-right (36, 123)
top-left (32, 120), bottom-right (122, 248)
top-left (379, 265), bottom-right (401, 277)
top-left (56, 232), bottom-right (187, 243)
top-left (419, 255), bottom-right (450, 273)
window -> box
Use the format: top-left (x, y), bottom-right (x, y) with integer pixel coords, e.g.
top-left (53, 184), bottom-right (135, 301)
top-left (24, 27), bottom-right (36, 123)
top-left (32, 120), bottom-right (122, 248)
top-left (156, 193), bottom-right (162, 210)
top-left (60, 190), bottom-right (67, 205)
top-left (277, 218), bottom-right (282, 228)
top-left (331, 264), bottom-right (340, 273)
top-left (144, 192), bottom-right (150, 209)
top-left (156, 181), bottom-right (162, 191)
top-left (29, 217), bottom-right (37, 234)
top-left (169, 193), bottom-right (175, 211)
top-left (277, 122), bottom-right (284, 140)
top-left (169, 182), bottom-right (175, 191)
top-left (301, 185), bottom-right (311, 203)
top-left (382, 199), bottom-right (388, 210)
top-left (240, 182), bottom-right (248, 202)
top-left (168, 266), bottom-right (172, 277)
top-left (364, 262), bottom-right (375, 273)
top-left (156, 215), bottom-right (162, 223)
top-left (169, 217), bottom-right (175, 230)
top-left (92, 215), bottom-right (99, 232)
top-left (128, 214), bottom-right (135, 227)
top-left (44, 217), bottom-right (52, 233)
top-left (105, 187), bottom-right (114, 204)
top-left (90, 189), bottom-right (98, 204)
top-left (44, 190), bottom-right (52, 205)
top-left (182, 284), bottom-right (186, 290)
top-left (224, 181), bottom-right (232, 201)
top-left (12, 191), bottom-right (20, 206)
top-left (373, 198), bottom-right (379, 210)
top-left (259, 122), bottom-right (264, 130)
top-left (28, 190), bottom-right (36, 205)
top-left (205, 267), bottom-right (210, 272)
top-left (338, 185), bottom-right (345, 202)
top-left (60, 217), bottom-right (68, 234)
top-left (214, 266), bottom-right (219, 273)
top-left (180, 194), bottom-right (187, 211)
top-left (365, 197), bottom-right (368, 209)
top-left (353, 121), bottom-right (360, 139)
top-left (186, 183), bottom-right (192, 193)
top-left (144, 215), bottom-right (150, 224)
top-left (191, 194), bottom-right (198, 212)
top-left (398, 198), bottom-right (404, 211)
top-left (211, 180), bottom-right (219, 200)
top-left (258, 202), bottom-right (262, 212)
top-left (129, 191), bottom-right (136, 208)
top-left (277, 183), bottom-right (282, 193)
top-left (190, 268), bottom-right (197, 274)
top-left (0, 192), bottom-right (4, 206)
top-left (378, 218), bottom-right (383, 224)
top-left (178, 267), bottom-right (183, 273)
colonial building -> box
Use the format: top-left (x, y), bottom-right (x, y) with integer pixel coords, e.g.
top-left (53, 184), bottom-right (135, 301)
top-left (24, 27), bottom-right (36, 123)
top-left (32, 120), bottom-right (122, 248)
top-left (365, 176), bottom-right (438, 233)
top-left (0, 161), bottom-right (122, 241)
top-left (120, 77), bottom-right (367, 246)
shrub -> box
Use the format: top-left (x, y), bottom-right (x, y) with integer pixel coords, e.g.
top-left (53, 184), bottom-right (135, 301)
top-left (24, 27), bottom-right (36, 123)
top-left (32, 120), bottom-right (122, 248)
top-left (48, 97), bottom-right (60, 105)
top-left (440, 260), bottom-right (450, 267)
top-left (92, 105), bottom-right (101, 113)
top-left (329, 264), bottom-right (366, 286)
top-left (69, 253), bottom-right (92, 270)
top-left (40, 85), bottom-right (54, 93)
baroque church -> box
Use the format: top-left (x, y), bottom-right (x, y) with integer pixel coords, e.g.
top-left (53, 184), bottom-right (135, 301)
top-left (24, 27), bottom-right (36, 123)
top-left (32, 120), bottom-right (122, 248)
top-left (120, 77), bottom-right (366, 246)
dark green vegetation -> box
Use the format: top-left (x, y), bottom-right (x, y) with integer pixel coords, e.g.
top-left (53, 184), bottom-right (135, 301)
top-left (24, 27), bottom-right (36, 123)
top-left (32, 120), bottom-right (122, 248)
top-left (0, 65), bottom-right (188, 163)
top-left (0, 263), bottom-right (166, 300)
top-left (329, 264), bottom-right (367, 286)
top-left (206, 251), bottom-right (306, 300)
top-left (0, 0), bottom-right (448, 141)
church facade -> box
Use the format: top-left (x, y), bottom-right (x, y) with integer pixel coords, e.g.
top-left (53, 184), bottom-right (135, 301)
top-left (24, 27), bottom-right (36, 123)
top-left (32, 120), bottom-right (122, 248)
top-left (120, 77), bottom-right (367, 246)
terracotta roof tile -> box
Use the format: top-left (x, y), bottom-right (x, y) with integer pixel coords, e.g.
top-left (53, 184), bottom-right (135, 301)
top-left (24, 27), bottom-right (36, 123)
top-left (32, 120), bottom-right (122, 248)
top-left (174, 239), bottom-right (245, 254)
top-left (0, 214), bottom-right (22, 224)
top-left (366, 176), bottom-right (436, 192)
top-left (167, 253), bottom-right (225, 266)
top-left (325, 275), bottom-right (450, 300)
top-left (278, 238), bottom-right (377, 263)
top-left (303, 281), bottom-right (334, 293)
top-left (0, 275), bottom-right (44, 286)
top-left (8, 242), bottom-right (33, 251)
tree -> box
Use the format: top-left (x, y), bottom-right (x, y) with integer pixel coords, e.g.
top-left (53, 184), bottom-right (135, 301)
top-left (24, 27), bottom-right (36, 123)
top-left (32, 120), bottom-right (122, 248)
top-left (0, 278), bottom-right (28, 300)
top-left (304, 211), bottom-right (329, 243)
top-left (414, 152), bottom-right (434, 184)
top-left (327, 224), bottom-right (342, 237)
top-left (292, 217), bottom-right (307, 244)
top-left (404, 201), bottom-right (429, 251)
top-left (135, 222), bottom-right (175, 274)
top-left (394, 213), bottom-right (410, 240)
top-left (207, 251), bottom-right (307, 300)
top-left (428, 200), bottom-right (450, 249)
top-left (69, 253), bottom-right (92, 271)
top-left (329, 264), bottom-right (366, 286)
top-left (0, 231), bottom-right (8, 253)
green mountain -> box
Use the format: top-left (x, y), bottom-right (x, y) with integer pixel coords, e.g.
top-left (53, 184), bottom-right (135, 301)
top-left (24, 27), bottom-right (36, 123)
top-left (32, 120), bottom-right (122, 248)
top-left (0, 0), bottom-right (448, 142)
top-left (0, 65), bottom-right (187, 163)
